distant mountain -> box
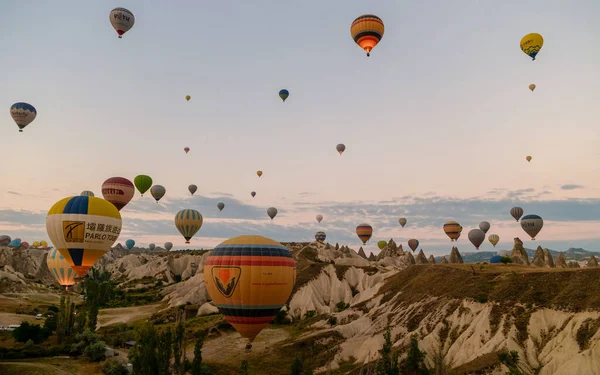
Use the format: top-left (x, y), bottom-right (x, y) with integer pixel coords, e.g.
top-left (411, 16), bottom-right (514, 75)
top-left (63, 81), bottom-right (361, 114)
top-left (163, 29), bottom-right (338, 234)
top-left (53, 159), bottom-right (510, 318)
top-left (435, 247), bottom-right (599, 263)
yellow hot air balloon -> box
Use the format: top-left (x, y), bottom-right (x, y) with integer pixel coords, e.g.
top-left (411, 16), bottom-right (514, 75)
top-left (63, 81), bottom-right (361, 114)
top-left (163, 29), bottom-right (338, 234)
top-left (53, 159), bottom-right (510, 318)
top-left (32, 241), bottom-right (41, 248)
top-left (46, 196), bottom-right (122, 276)
top-left (204, 235), bottom-right (296, 349)
top-left (46, 248), bottom-right (78, 290)
top-left (256, 170), bottom-right (263, 177)
top-left (443, 220), bottom-right (461, 242)
top-left (350, 14), bottom-right (385, 57)
top-left (40, 240), bottom-right (48, 247)
top-left (520, 33), bottom-right (543, 61)
top-left (526, 155), bottom-right (532, 162)
top-left (529, 84), bottom-right (536, 91)
top-left (174, 209), bottom-right (203, 244)
top-left (488, 234), bottom-right (500, 248)
top-left (185, 95), bottom-right (191, 101)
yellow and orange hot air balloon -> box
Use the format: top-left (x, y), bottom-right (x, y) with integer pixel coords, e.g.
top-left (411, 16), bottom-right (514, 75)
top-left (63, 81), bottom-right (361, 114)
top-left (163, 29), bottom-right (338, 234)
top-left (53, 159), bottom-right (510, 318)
top-left (204, 235), bottom-right (296, 350)
top-left (256, 170), bottom-right (263, 177)
top-left (356, 223), bottom-right (373, 245)
top-left (443, 220), bottom-right (461, 242)
top-left (46, 248), bottom-right (78, 290)
top-left (350, 14), bottom-right (384, 57)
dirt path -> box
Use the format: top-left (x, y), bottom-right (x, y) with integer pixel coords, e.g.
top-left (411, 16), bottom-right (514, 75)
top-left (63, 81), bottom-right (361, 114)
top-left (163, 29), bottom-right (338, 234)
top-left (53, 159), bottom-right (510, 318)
top-left (97, 303), bottom-right (164, 328)
top-left (0, 361), bottom-right (74, 375)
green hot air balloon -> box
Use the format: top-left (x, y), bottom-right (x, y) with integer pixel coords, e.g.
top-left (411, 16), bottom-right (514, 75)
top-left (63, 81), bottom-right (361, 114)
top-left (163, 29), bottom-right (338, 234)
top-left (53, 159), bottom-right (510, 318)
top-left (134, 175), bottom-right (153, 196)
top-left (377, 240), bottom-right (387, 250)
top-left (279, 89), bottom-right (289, 102)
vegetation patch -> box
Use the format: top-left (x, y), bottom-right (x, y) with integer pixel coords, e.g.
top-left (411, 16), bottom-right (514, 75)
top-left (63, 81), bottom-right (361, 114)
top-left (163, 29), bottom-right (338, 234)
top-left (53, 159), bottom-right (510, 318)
top-left (576, 317), bottom-right (600, 351)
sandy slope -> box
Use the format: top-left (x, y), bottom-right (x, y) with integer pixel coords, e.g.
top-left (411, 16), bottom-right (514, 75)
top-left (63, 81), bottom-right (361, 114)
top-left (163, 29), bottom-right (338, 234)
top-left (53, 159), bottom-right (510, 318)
top-left (97, 303), bottom-right (164, 328)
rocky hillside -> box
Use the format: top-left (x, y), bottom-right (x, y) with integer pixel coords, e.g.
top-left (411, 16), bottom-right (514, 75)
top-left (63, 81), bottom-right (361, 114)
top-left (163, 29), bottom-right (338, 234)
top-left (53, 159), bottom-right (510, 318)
top-left (437, 247), bottom-right (600, 264)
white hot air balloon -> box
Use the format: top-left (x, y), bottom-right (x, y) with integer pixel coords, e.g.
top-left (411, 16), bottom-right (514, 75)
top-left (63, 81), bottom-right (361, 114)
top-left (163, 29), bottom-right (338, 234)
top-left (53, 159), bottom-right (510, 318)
top-left (109, 8), bottom-right (135, 39)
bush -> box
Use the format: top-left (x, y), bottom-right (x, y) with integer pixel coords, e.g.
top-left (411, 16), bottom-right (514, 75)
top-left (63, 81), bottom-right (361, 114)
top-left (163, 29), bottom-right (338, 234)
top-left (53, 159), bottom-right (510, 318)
top-left (272, 309), bottom-right (291, 325)
top-left (304, 310), bottom-right (316, 319)
top-left (327, 317), bottom-right (338, 326)
top-left (103, 358), bottom-right (128, 375)
top-left (12, 321), bottom-right (51, 344)
top-left (335, 301), bottom-right (349, 312)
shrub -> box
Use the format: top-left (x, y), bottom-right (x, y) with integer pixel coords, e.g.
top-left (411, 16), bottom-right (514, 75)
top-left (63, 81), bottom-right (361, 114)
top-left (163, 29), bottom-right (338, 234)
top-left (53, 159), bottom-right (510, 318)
top-left (327, 316), bottom-right (338, 326)
top-left (103, 359), bottom-right (128, 375)
top-left (304, 310), bottom-right (316, 319)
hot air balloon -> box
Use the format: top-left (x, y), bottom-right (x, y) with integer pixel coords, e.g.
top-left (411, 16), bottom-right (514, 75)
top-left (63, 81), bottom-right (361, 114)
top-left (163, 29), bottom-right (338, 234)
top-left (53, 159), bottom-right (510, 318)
top-left (479, 221), bottom-right (491, 234)
top-left (185, 95), bottom-right (191, 101)
top-left (443, 220), bottom-right (461, 242)
top-left (40, 240), bottom-right (48, 247)
top-left (468, 229), bottom-right (486, 250)
top-left (488, 234), bottom-right (500, 248)
top-left (350, 14), bottom-right (384, 57)
top-left (529, 84), bottom-right (536, 91)
top-left (102, 177), bottom-right (135, 211)
top-left (80, 190), bottom-right (95, 197)
top-left (490, 255), bottom-right (503, 264)
top-left (0, 235), bottom-right (11, 246)
top-left (47, 248), bottom-right (78, 291)
top-left (46, 196), bottom-right (122, 276)
top-left (408, 239), bottom-right (419, 252)
top-left (109, 8), bottom-right (135, 39)
top-left (520, 214), bottom-right (543, 240)
top-left (21, 242), bottom-right (30, 249)
top-left (184, 147), bottom-right (190, 154)
top-left (377, 240), bottom-right (387, 250)
top-left (316, 214), bottom-right (323, 223)
top-left (217, 202), bottom-right (225, 211)
top-left (150, 185), bottom-right (166, 203)
top-left (257, 171), bottom-right (263, 177)
top-left (204, 235), bottom-right (296, 350)
top-left (9, 239), bottom-right (21, 248)
top-left (10, 102), bottom-right (37, 132)
top-left (520, 33), bottom-right (543, 61)
top-left (33, 241), bottom-right (40, 248)
top-left (526, 156), bottom-right (532, 162)
top-left (175, 209), bottom-right (203, 244)
top-left (251, 191), bottom-right (256, 198)
top-left (125, 239), bottom-right (135, 250)
top-left (267, 207), bottom-right (278, 220)
top-left (398, 218), bottom-right (407, 228)
top-left (134, 175), bottom-right (153, 196)
top-left (510, 207), bottom-right (524, 222)
top-left (315, 231), bottom-right (326, 242)
top-left (149, 243), bottom-right (156, 251)
top-left (188, 184), bottom-right (198, 196)
top-left (336, 144), bottom-right (346, 155)
top-left (356, 224), bottom-right (373, 245)
top-left (164, 242), bottom-right (173, 251)
top-left (279, 89), bottom-right (289, 102)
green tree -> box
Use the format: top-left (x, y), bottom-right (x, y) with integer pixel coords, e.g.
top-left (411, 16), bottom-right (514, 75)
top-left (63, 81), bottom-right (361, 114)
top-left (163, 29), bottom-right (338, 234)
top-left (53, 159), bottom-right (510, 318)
top-left (70, 329), bottom-right (106, 362)
top-left (399, 334), bottom-right (429, 375)
top-left (173, 315), bottom-right (185, 374)
top-left (129, 323), bottom-right (159, 375)
top-left (157, 327), bottom-right (173, 375)
top-left (498, 351), bottom-right (524, 375)
top-left (376, 328), bottom-right (400, 375)
top-left (238, 360), bottom-right (248, 375)
top-left (291, 356), bottom-right (303, 375)
top-left (103, 359), bottom-right (128, 375)
top-left (57, 296), bottom-right (75, 343)
top-left (12, 321), bottom-right (51, 344)
top-left (500, 257), bottom-right (512, 265)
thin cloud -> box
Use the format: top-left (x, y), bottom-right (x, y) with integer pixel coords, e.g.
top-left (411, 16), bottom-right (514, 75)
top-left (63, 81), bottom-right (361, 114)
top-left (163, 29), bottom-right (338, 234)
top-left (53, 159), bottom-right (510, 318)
top-left (561, 184), bottom-right (584, 191)
top-left (209, 192), bottom-right (234, 197)
top-left (7, 191), bottom-right (22, 196)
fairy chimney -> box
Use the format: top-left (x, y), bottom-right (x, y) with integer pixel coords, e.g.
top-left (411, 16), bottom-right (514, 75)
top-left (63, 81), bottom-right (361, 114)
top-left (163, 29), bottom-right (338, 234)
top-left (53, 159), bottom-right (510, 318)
top-left (586, 255), bottom-right (599, 268)
top-left (511, 238), bottom-right (530, 265)
top-left (555, 252), bottom-right (568, 268)
top-left (428, 255), bottom-right (436, 264)
top-left (357, 246), bottom-right (367, 260)
top-left (449, 247), bottom-right (463, 264)
top-left (544, 249), bottom-right (555, 268)
top-left (531, 246), bottom-right (545, 267)
top-left (416, 249), bottom-right (428, 264)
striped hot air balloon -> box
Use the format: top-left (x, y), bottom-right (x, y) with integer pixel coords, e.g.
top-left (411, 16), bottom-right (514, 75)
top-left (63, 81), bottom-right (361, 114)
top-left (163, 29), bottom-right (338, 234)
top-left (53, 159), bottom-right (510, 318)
top-left (174, 209), bottom-right (203, 244)
top-left (134, 175), bottom-right (153, 196)
top-left (46, 196), bottom-right (122, 276)
top-left (102, 177), bottom-right (135, 211)
top-left (46, 248), bottom-right (78, 290)
top-left (204, 235), bottom-right (296, 350)
top-left (350, 14), bottom-right (384, 57)
top-left (80, 190), bottom-right (95, 197)
top-left (315, 231), bottom-right (326, 242)
top-left (356, 223), bottom-right (373, 245)
top-left (443, 220), bottom-right (461, 242)
top-left (488, 234), bottom-right (500, 247)
top-left (510, 207), bottom-right (524, 222)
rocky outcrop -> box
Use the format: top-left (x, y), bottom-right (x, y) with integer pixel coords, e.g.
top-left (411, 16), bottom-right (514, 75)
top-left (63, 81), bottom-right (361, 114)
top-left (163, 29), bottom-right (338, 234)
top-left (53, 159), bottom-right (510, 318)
top-left (397, 245), bottom-right (405, 255)
top-left (555, 252), bottom-right (568, 268)
top-left (568, 261), bottom-right (581, 268)
top-left (368, 253), bottom-right (376, 262)
top-left (357, 247), bottom-right (367, 260)
top-left (586, 255), bottom-right (599, 268)
top-left (532, 246), bottom-right (545, 267)
top-left (449, 247), bottom-right (463, 264)
top-left (428, 255), bottom-right (436, 264)
top-left (544, 249), bottom-right (555, 268)
top-left (406, 252), bottom-right (416, 265)
top-left (416, 250), bottom-right (428, 265)
top-left (377, 239), bottom-right (403, 260)
top-left (440, 256), bottom-right (449, 264)
top-left (511, 237), bottom-right (530, 265)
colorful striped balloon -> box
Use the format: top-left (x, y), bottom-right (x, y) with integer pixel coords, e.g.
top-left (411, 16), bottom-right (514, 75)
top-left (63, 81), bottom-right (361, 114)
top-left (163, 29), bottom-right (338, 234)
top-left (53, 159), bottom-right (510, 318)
top-left (46, 248), bottom-right (77, 290)
top-left (356, 223), bottom-right (373, 245)
top-left (510, 207), bottom-right (524, 222)
top-left (174, 209), bottom-right (203, 244)
top-left (488, 234), bottom-right (500, 248)
top-left (350, 14), bottom-right (384, 57)
top-left (102, 177), bottom-right (135, 211)
top-left (443, 220), bottom-right (461, 242)
top-left (315, 231), bottom-right (326, 242)
top-left (46, 196), bottom-right (122, 276)
top-left (204, 235), bottom-right (296, 349)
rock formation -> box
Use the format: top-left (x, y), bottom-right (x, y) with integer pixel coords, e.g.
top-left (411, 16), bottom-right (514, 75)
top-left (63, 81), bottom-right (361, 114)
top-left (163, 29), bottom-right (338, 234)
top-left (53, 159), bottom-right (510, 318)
top-left (449, 247), bottom-right (463, 264)
top-left (440, 256), bottom-right (449, 264)
top-left (377, 239), bottom-right (404, 260)
top-left (532, 246), bottom-right (545, 267)
top-left (586, 255), bottom-right (599, 268)
top-left (368, 252), bottom-right (376, 261)
top-left (511, 237), bottom-right (530, 265)
top-left (544, 249), bottom-right (555, 268)
top-left (428, 255), bottom-right (436, 264)
top-left (416, 250), bottom-right (428, 264)
top-left (555, 252), bottom-right (568, 268)
top-left (406, 252), bottom-right (416, 265)
top-left (387, 238), bottom-right (397, 251)
top-left (397, 244), bottom-right (405, 255)
top-left (335, 243), bottom-right (339, 250)
top-left (357, 247), bottom-right (367, 260)
top-left (568, 261), bottom-right (581, 268)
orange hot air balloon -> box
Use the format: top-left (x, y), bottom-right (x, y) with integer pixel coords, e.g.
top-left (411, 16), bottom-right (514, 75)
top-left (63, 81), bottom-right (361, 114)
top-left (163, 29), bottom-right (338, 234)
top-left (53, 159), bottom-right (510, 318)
top-left (443, 220), bottom-right (461, 242)
top-left (350, 14), bottom-right (385, 57)
top-left (256, 170), bottom-right (263, 177)
top-left (356, 223), bottom-right (373, 245)
top-left (204, 235), bottom-right (296, 350)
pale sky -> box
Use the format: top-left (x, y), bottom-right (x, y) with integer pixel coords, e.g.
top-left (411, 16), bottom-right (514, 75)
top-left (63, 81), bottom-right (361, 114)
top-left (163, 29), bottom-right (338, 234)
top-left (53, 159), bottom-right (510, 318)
top-left (1, 0), bottom-right (599, 257)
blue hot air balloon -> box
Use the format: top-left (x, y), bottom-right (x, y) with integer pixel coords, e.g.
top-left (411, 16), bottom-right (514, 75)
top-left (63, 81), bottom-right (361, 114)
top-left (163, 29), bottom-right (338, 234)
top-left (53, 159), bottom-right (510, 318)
top-left (279, 89), bottom-right (289, 102)
top-left (125, 239), bottom-right (135, 250)
top-left (490, 255), bottom-right (503, 264)
top-left (10, 102), bottom-right (37, 132)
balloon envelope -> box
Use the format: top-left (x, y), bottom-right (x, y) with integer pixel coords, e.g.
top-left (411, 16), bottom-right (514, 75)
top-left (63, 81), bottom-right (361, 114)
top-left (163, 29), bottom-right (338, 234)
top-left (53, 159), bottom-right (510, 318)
top-left (185, 95), bottom-right (191, 101)
top-left (479, 221), bottom-right (491, 234)
top-left (10, 102), bottom-right (37, 132)
top-left (315, 231), bottom-right (326, 242)
top-left (80, 190), bottom-right (94, 197)
top-left (125, 239), bottom-right (135, 250)
top-left (443, 220), bottom-right (461, 242)
top-left (251, 191), bottom-right (256, 198)
top-left (102, 177), bottom-right (135, 211)
top-left (377, 240), bottom-right (387, 250)
top-left (408, 239), bottom-right (419, 252)
top-left (257, 171), bottom-right (263, 177)
top-left (174, 209), bottom-right (203, 244)
top-left (529, 84), bottom-right (536, 91)
top-left (468, 229), bottom-right (486, 249)
top-left (188, 184), bottom-right (198, 195)
top-left (149, 243), bottom-right (155, 251)
top-left (109, 8), bottom-right (135, 38)
top-left (520, 214), bottom-right (544, 240)
top-left (316, 214), bottom-right (323, 223)
top-left (267, 207), bottom-right (278, 220)
top-left (351, 14), bottom-right (384, 56)
top-left (488, 234), bottom-right (500, 248)
top-left (510, 207), bottom-right (524, 222)
top-left (46, 196), bottom-right (122, 276)
top-left (356, 224), bottom-right (373, 245)
top-left (0, 235), bottom-right (11, 246)
top-left (204, 235), bottom-right (296, 344)
top-left (217, 202), bottom-right (225, 211)
top-left (336, 144), bottom-right (346, 155)
top-left (184, 147), bottom-right (190, 154)
top-left (134, 175), bottom-right (153, 196)
top-left (526, 156), bottom-right (532, 162)
top-left (47, 248), bottom-right (78, 289)
top-left (150, 185), bottom-right (166, 203)
top-left (279, 89), bottom-right (289, 102)
top-left (398, 218), bottom-right (407, 228)
top-left (164, 242), bottom-right (173, 251)
top-left (520, 33), bottom-right (544, 60)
